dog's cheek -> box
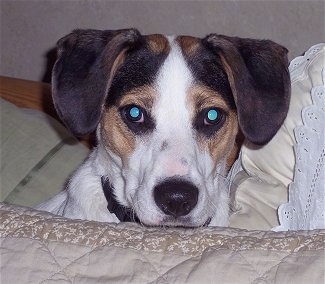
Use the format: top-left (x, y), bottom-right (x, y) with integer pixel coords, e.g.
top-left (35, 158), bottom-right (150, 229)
top-left (198, 111), bottom-right (238, 170)
top-left (100, 107), bottom-right (136, 163)
top-left (226, 130), bottom-right (244, 170)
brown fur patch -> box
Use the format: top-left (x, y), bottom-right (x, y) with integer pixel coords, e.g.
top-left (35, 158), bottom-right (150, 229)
top-left (119, 85), bottom-right (157, 110)
top-left (188, 85), bottom-right (232, 114)
top-left (101, 107), bottom-right (135, 164)
top-left (188, 85), bottom-right (239, 170)
top-left (226, 131), bottom-right (244, 170)
top-left (176, 36), bottom-right (200, 56)
top-left (202, 111), bottom-right (238, 170)
top-left (101, 85), bottom-right (157, 164)
top-left (145, 34), bottom-right (170, 54)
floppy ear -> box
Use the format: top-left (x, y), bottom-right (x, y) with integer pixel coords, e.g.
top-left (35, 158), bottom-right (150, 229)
top-left (203, 34), bottom-right (291, 145)
top-left (52, 28), bottom-right (141, 136)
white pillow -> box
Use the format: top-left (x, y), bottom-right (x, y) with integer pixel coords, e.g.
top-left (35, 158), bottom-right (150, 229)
top-left (230, 44), bottom-right (325, 230)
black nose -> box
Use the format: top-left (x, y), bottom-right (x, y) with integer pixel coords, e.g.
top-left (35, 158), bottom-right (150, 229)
top-left (154, 179), bottom-right (199, 218)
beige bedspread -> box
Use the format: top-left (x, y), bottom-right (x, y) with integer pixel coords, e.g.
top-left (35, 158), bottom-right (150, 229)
top-left (0, 203), bottom-right (324, 283)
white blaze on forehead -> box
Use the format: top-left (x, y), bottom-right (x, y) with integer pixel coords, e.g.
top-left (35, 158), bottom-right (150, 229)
top-left (154, 36), bottom-right (194, 136)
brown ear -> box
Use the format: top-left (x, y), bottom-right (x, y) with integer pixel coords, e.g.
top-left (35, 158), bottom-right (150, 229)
top-left (52, 29), bottom-right (141, 137)
top-left (203, 34), bottom-right (291, 145)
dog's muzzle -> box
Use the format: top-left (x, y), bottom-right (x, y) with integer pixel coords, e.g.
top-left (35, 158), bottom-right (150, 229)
top-left (101, 176), bottom-right (203, 226)
top-left (154, 179), bottom-right (199, 218)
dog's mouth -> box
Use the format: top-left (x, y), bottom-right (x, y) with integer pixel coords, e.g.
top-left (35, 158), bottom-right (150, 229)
top-left (107, 198), bottom-right (211, 228)
top-left (138, 216), bottom-right (212, 228)
top-left (101, 177), bottom-right (211, 227)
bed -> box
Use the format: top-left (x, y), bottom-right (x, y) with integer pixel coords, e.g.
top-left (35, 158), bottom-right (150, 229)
top-left (1, 44), bottom-right (324, 283)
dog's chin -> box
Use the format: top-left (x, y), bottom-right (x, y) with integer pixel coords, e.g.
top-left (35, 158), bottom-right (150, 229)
top-left (139, 216), bottom-right (212, 228)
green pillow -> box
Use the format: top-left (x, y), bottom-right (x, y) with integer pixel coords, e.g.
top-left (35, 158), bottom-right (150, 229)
top-left (0, 98), bottom-right (89, 207)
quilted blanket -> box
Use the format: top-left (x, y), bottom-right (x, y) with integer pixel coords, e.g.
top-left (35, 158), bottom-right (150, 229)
top-left (0, 203), bottom-right (324, 283)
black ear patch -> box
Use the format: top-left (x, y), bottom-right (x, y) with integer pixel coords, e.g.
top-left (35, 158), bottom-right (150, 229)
top-left (203, 35), bottom-right (291, 145)
top-left (52, 29), bottom-right (141, 137)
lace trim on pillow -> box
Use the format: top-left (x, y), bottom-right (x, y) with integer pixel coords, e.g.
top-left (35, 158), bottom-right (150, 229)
top-left (274, 44), bottom-right (325, 231)
top-left (289, 43), bottom-right (324, 81)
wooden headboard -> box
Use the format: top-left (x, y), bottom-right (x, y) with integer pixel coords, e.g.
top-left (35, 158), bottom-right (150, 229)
top-left (0, 76), bottom-right (57, 119)
top-left (0, 76), bottom-right (93, 147)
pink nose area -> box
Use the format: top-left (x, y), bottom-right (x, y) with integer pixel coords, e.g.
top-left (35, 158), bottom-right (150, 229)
top-left (164, 158), bottom-right (189, 177)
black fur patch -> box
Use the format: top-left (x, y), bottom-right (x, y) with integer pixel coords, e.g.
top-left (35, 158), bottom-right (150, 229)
top-left (106, 39), bottom-right (169, 107)
top-left (178, 38), bottom-right (236, 110)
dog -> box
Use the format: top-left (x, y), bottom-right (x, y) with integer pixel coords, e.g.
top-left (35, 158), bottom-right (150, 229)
top-left (37, 29), bottom-right (290, 227)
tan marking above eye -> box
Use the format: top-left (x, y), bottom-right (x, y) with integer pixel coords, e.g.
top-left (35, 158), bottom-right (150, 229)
top-left (187, 85), bottom-right (231, 118)
top-left (118, 85), bottom-right (157, 110)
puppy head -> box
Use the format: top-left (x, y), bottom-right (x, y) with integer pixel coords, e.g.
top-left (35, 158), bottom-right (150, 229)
top-left (52, 29), bottom-right (290, 227)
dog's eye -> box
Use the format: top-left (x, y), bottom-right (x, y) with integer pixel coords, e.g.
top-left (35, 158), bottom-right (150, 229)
top-left (120, 104), bottom-right (155, 134)
top-left (204, 108), bottom-right (223, 125)
top-left (194, 107), bottom-right (226, 137)
top-left (126, 106), bottom-right (144, 123)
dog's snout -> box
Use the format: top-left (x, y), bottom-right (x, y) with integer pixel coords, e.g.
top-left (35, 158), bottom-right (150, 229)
top-left (154, 179), bottom-right (198, 218)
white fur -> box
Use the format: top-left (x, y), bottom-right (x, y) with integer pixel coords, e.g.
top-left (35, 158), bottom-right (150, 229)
top-left (37, 38), bottom-right (230, 227)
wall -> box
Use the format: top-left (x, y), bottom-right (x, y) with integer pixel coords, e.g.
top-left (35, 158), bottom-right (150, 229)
top-left (1, 0), bottom-right (324, 82)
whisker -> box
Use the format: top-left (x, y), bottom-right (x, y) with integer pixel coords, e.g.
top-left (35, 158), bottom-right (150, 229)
top-left (129, 192), bottom-right (158, 227)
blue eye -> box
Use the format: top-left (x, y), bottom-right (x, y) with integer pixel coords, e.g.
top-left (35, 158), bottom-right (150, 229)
top-left (126, 105), bottom-right (144, 122)
top-left (207, 109), bottom-right (218, 121)
top-left (129, 106), bottom-right (141, 119)
top-left (205, 108), bottom-right (220, 125)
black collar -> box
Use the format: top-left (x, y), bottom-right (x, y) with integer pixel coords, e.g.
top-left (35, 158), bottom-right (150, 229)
top-left (101, 176), bottom-right (140, 223)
